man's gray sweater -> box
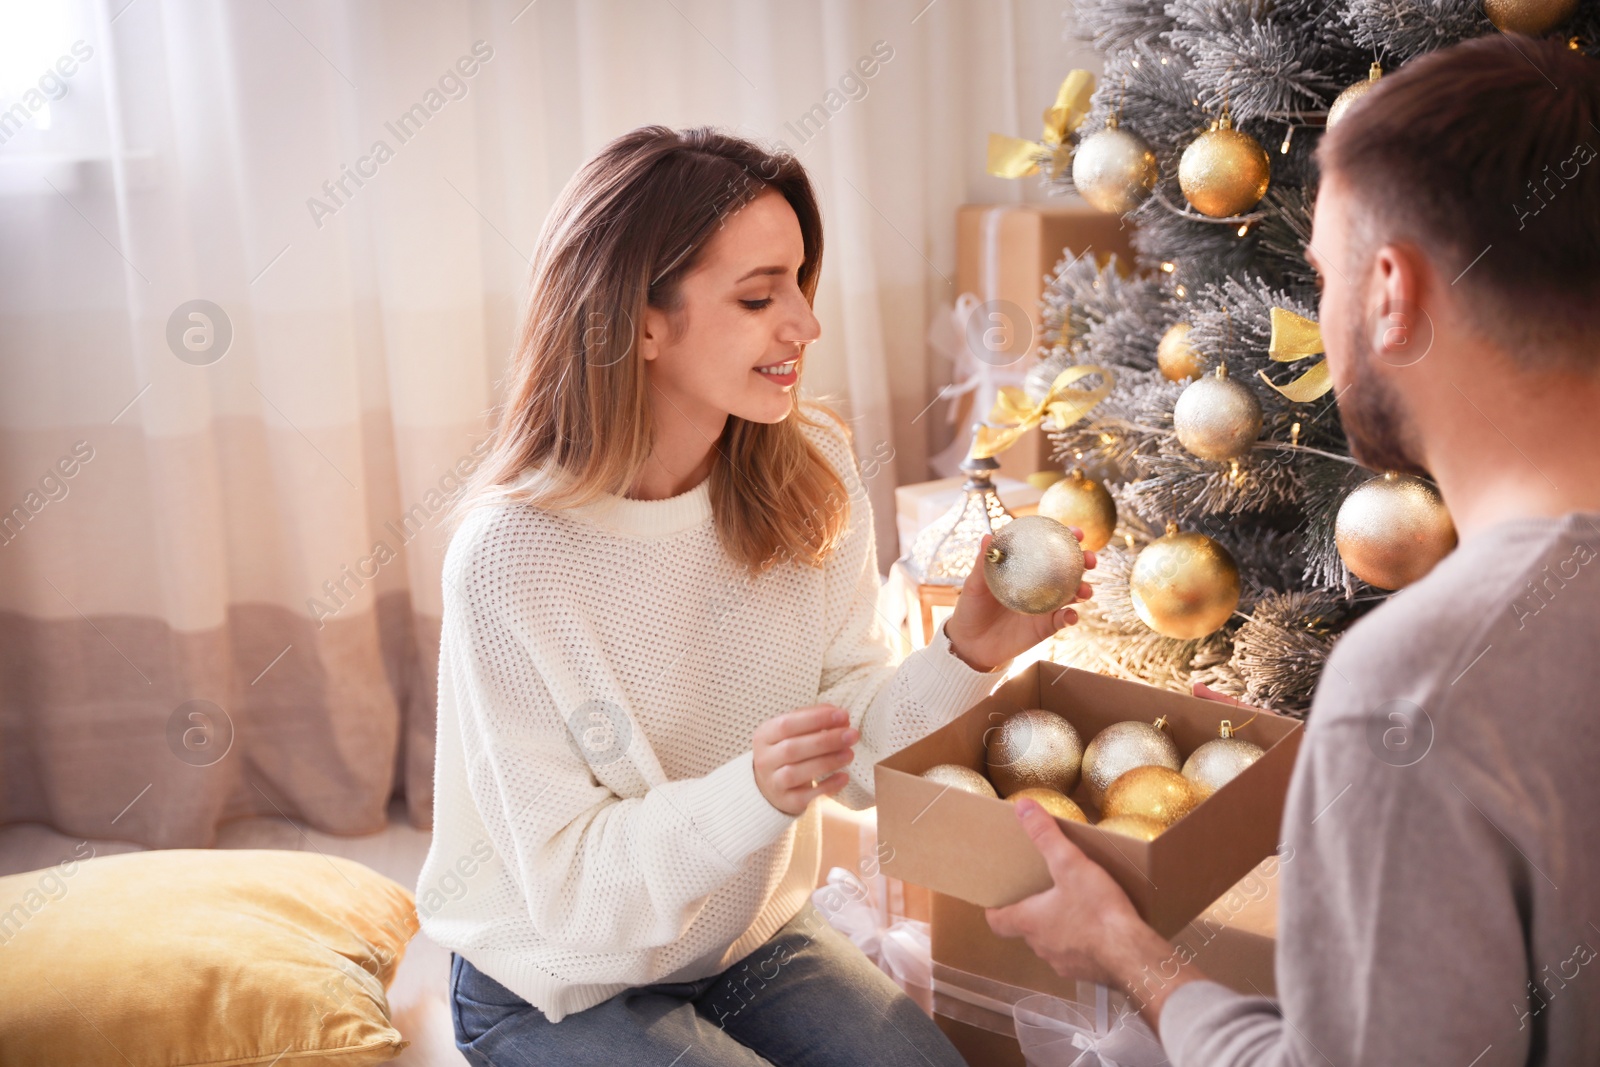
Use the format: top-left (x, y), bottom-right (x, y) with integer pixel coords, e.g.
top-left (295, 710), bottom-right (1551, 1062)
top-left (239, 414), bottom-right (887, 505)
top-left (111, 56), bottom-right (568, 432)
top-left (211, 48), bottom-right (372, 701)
top-left (1161, 510), bottom-right (1600, 1066)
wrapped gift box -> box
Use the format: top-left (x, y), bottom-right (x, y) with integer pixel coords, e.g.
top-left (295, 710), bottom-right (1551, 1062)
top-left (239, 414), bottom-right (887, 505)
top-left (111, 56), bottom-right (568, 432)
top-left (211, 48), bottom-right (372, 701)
top-left (928, 856), bottom-right (1280, 1067)
top-left (872, 660), bottom-right (1303, 937)
top-left (814, 832), bottom-right (1280, 1065)
top-left (814, 795), bottom-right (930, 925)
top-left (943, 204), bottom-right (1136, 485)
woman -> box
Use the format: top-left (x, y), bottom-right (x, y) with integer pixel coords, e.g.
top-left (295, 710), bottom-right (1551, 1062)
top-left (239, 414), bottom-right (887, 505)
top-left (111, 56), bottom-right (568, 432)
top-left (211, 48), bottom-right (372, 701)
top-left (417, 125), bottom-right (1095, 1066)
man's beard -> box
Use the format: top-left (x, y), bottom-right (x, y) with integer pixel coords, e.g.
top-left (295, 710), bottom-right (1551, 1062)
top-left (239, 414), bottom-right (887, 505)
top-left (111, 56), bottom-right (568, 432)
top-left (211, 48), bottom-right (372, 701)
top-left (1335, 315), bottom-right (1430, 477)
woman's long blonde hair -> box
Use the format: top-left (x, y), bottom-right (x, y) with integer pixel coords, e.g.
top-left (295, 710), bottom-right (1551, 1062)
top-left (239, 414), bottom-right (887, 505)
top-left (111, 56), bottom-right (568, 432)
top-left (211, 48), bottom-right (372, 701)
top-left (452, 125), bottom-right (851, 576)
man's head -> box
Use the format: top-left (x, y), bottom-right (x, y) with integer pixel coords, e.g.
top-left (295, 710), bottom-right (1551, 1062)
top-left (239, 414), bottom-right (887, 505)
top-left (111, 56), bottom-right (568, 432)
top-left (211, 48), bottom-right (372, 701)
top-left (1309, 35), bottom-right (1600, 474)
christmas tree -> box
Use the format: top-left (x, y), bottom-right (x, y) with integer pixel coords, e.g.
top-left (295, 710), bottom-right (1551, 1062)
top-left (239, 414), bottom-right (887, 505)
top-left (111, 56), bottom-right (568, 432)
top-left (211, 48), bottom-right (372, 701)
top-left (998, 0), bottom-right (1598, 714)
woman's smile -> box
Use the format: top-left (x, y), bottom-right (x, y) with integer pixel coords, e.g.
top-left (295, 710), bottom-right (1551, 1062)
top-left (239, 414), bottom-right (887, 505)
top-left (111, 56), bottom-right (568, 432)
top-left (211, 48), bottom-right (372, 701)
top-left (753, 356), bottom-right (800, 387)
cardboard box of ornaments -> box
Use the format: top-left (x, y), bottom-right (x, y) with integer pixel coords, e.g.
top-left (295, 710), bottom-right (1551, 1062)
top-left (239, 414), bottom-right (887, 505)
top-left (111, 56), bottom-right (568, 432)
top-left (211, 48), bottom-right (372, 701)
top-left (872, 660), bottom-right (1303, 940)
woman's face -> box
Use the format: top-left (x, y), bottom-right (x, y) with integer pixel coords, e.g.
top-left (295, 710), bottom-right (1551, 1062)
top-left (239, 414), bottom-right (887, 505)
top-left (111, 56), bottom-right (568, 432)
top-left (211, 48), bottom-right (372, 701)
top-left (641, 188), bottom-right (822, 427)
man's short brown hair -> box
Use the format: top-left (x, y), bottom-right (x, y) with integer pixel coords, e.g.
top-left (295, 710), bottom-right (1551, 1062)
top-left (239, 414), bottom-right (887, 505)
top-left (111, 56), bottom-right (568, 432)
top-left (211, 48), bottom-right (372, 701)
top-left (1317, 34), bottom-right (1600, 364)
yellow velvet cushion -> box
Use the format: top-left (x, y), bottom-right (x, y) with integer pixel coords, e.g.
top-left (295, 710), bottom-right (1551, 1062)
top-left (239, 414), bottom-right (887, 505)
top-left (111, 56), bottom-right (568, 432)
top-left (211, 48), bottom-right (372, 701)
top-left (0, 848), bottom-right (419, 1066)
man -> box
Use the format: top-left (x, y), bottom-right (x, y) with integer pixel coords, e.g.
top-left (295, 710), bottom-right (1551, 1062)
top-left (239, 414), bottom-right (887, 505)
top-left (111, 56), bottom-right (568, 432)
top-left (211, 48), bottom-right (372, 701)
top-left (986, 32), bottom-right (1600, 1066)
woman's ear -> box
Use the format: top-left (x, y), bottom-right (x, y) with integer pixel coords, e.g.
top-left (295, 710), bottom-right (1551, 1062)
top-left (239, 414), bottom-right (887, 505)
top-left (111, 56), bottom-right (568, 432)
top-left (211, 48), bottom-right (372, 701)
top-left (640, 305), bottom-right (666, 362)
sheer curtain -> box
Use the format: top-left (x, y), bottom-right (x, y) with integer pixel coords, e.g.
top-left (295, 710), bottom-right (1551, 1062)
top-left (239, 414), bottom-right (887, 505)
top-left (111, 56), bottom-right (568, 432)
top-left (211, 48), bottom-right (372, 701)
top-left (0, 0), bottom-right (1094, 846)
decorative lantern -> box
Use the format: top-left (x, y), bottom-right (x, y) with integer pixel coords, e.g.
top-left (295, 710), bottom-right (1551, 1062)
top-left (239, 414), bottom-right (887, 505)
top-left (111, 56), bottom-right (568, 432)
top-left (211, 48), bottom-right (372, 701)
top-left (895, 439), bottom-right (1015, 647)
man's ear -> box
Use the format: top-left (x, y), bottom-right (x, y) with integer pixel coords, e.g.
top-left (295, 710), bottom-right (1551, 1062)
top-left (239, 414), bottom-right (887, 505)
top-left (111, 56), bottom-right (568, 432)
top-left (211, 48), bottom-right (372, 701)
top-left (1369, 242), bottom-right (1429, 364)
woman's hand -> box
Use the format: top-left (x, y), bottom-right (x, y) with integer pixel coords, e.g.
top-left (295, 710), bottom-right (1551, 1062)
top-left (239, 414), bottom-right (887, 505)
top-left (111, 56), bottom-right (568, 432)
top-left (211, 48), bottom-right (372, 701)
top-left (943, 527), bottom-right (1097, 674)
top-left (752, 704), bottom-right (860, 815)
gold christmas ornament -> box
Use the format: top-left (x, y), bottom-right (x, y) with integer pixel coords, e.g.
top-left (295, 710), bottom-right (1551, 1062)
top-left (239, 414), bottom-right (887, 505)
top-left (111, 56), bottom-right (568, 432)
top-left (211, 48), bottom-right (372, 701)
top-left (1178, 114), bottom-right (1271, 218)
top-left (1174, 364), bottom-right (1263, 461)
top-left (1130, 523), bottom-right (1242, 639)
top-left (987, 708), bottom-right (1085, 796)
top-left (1072, 122), bottom-right (1159, 214)
top-left (1326, 63), bottom-right (1383, 129)
top-left (1081, 718), bottom-right (1182, 809)
top-left (983, 514), bottom-right (1087, 615)
top-left (921, 763), bottom-right (998, 798)
top-left (1037, 469), bottom-right (1117, 552)
top-left (1157, 322), bottom-right (1203, 382)
top-left (1102, 765), bottom-right (1200, 827)
top-left (1335, 472), bottom-right (1458, 590)
top-left (1007, 787), bottom-right (1089, 824)
top-left (1097, 813), bottom-right (1165, 842)
top-left (1181, 720), bottom-right (1265, 799)
top-left (1484, 0), bottom-right (1578, 34)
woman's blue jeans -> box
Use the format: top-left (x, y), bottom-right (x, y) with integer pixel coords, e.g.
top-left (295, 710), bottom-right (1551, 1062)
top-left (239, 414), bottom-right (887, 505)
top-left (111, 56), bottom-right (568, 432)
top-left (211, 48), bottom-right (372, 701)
top-left (449, 900), bottom-right (968, 1066)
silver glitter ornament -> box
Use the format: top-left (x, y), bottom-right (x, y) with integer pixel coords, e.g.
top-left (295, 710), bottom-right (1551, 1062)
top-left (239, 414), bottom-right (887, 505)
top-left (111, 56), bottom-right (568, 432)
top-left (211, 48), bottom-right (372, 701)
top-left (1072, 123), bottom-right (1159, 215)
top-left (986, 708), bottom-right (1084, 796)
top-left (1173, 364), bottom-right (1262, 461)
top-left (982, 515), bottom-right (1086, 615)
top-left (1181, 720), bottom-right (1265, 799)
top-left (1081, 718), bottom-right (1181, 810)
top-left (920, 763), bottom-right (998, 798)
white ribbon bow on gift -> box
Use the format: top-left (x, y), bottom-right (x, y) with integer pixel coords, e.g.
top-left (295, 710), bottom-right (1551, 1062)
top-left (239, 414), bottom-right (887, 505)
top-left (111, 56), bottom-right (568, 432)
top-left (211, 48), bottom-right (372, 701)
top-left (925, 289), bottom-right (1037, 476)
top-left (943, 290), bottom-right (1035, 412)
top-left (810, 866), bottom-right (932, 1002)
top-left (1013, 990), bottom-right (1171, 1067)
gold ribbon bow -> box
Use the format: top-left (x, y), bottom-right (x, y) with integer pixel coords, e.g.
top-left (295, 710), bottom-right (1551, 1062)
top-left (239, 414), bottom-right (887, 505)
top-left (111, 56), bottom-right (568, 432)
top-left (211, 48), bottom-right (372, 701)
top-left (970, 364), bottom-right (1116, 459)
top-left (1257, 307), bottom-right (1331, 402)
top-left (987, 70), bottom-right (1096, 180)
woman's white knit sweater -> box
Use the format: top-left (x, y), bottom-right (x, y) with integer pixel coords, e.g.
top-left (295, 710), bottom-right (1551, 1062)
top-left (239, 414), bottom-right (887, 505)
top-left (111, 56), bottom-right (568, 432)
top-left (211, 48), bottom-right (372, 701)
top-left (416, 412), bottom-right (1012, 1023)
